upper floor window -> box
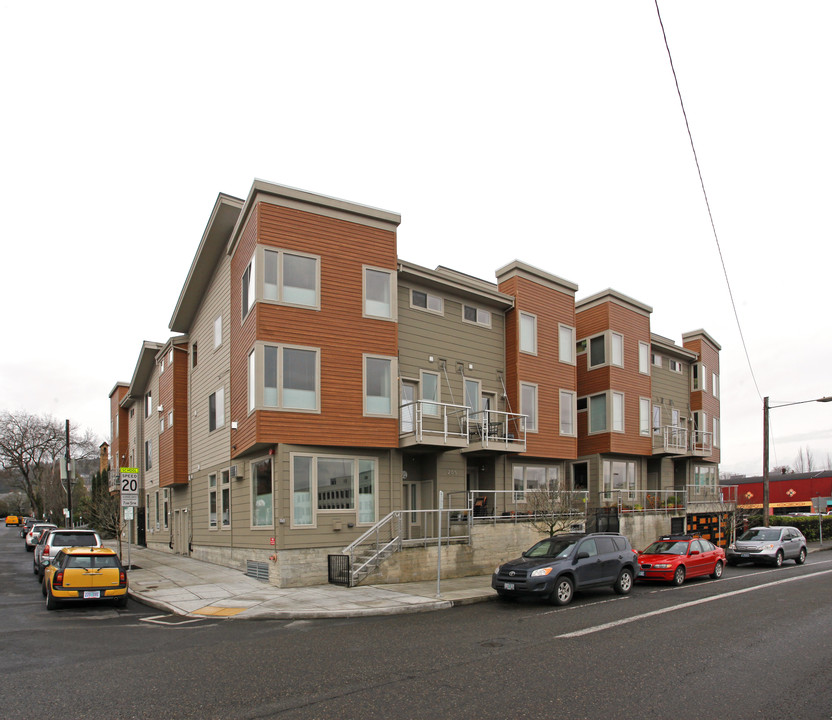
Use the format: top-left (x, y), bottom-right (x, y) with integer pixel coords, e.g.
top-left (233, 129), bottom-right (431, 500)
top-left (364, 267), bottom-right (394, 319)
top-left (145, 392), bottom-right (153, 418)
top-left (612, 333), bottom-right (624, 367)
top-left (264, 249), bottom-right (320, 308)
top-left (242, 255), bottom-right (255, 320)
top-left (639, 398), bottom-right (651, 436)
top-left (559, 325), bottom-right (575, 364)
top-left (559, 390), bottom-right (576, 436)
top-left (589, 335), bottom-right (605, 368)
top-left (692, 363), bottom-right (707, 391)
top-left (144, 440), bottom-right (152, 470)
top-left (252, 457), bottom-right (273, 528)
top-left (464, 379), bottom-right (481, 414)
top-left (364, 355), bottom-right (396, 416)
top-left (411, 289), bottom-right (443, 314)
top-left (712, 372), bottom-right (720, 398)
top-left (713, 417), bottom-right (720, 447)
top-left (463, 304), bottom-right (491, 327)
top-left (520, 382), bottom-right (538, 433)
top-left (214, 315), bottom-right (222, 349)
top-left (209, 387), bottom-right (225, 432)
top-left (421, 371), bottom-right (440, 416)
top-left (519, 312), bottom-right (537, 354)
top-left (668, 359), bottom-right (682, 373)
top-left (652, 352), bottom-right (662, 368)
top-left (612, 391), bottom-right (624, 432)
top-left (249, 343), bottom-right (320, 412)
top-left (192, 342), bottom-right (198, 368)
top-left (589, 393), bottom-right (607, 433)
top-left (639, 342), bottom-right (650, 374)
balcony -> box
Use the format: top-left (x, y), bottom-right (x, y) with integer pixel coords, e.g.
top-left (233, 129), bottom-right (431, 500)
top-left (399, 403), bottom-right (526, 453)
top-left (691, 430), bottom-right (713, 456)
top-left (652, 426), bottom-right (714, 457)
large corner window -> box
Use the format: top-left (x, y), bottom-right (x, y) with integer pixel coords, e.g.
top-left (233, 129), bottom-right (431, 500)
top-left (364, 267), bottom-right (394, 319)
top-left (603, 459), bottom-right (637, 499)
top-left (291, 454), bottom-right (377, 528)
top-left (589, 335), bottom-right (605, 368)
top-left (252, 457), bottom-right (273, 527)
top-left (365, 355), bottom-right (395, 416)
top-left (251, 344), bottom-right (320, 412)
top-left (513, 465), bottom-right (559, 502)
top-left (264, 249), bottom-right (320, 308)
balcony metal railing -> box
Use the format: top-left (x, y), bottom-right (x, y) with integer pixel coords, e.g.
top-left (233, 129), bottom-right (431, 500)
top-left (465, 410), bottom-right (527, 450)
top-left (653, 425), bottom-right (688, 453)
top-left (687, 483), bottom-right (737, 507)
top-left (692, 430), bottom-right (714, 455)
top-left (399, 401), bottom-right (469, 445)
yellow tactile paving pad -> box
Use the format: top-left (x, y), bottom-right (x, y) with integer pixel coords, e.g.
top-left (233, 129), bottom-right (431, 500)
top-left (193, 606), bottom-right (247, 617)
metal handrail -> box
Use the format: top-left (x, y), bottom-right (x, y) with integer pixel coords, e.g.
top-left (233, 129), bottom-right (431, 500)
top-left (399, 400), bottom-right (469, 443)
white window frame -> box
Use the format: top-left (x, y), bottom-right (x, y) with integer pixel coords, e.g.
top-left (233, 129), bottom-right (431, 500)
top-left (220, 469), bottom-right (231, 528)
top-left (420, 370), bottom-right (440, 416)
top-left (652, 405), bottom-right (662, 434)
top-left (364, 354), bottom-right (397, 417)
top-left (712, 372), bottom-right (720, 398)
top-left (520, 382), bottom-right (538, 433)
top-left (559, 324), bottom-right (575, 365)
top-left (603, 458), bottom-right (637, 500)
top-left (611, 332), bottom-right (624, 367)
top-left (612, 391), bottom-right (625, 433)
top-left (242, 254), bottom-right (255, 321)
top-left (209, 386), bottom-right (225, 432)
top-left (713, 417), bottom-right (720, 448)
top-left (251, 456), bottom-right (274, 529)
top-left (652, 352), bottom-right (662, 368)
top-left (410, 288), bottom-right (443, 315)
top-left (145, 439), bottom-right (152, 470)
top-left (462, 304), bottom-right (491, 328)
top-left (163, 489), bottom-right (169, 530)
top-left (559, 390), bottom-right (577, 437)
top-left (168, 410), bottom-right (173, 428)
top-left (263, 247), bottom-right (321, 309)
top-left (519, 312), bottom-right (537, 355)
top-left (513, 465), bottom-right (560, 503)
top-left (290, 453), bottom-right (378, 529)
top-left (214, 314), bottom-right (222, 349)
top-left (249, 343), bottom-right (321, 413)
top-left (208, 473), bottom-right (218, 529)
top-left (588, 392), bottom-right (607, 434)
top-left (588, 334), bottom-right (606, 369)
top-left (639, 342), bottom-right (650, 375)
top-left (363, 265), bottom-right (396, 320)
top-left (639, 397), bottom-right (651, 436)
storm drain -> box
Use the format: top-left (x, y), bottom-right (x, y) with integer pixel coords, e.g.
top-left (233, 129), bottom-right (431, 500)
top-left (245, 560), bottom-right (269, 581)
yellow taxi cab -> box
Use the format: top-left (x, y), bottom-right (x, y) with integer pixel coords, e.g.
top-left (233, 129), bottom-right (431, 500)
top-left (5, 515), bottom-right (20, 527)
top-left (42, 546), bottom-right (128, 610)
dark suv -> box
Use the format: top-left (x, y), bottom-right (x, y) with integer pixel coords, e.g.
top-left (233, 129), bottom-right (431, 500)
top-left (492, 532), bottom-right (638, 605)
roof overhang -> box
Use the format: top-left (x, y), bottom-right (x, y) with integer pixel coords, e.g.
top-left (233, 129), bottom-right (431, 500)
top-left (121, 341), bottom-right (164, 405)
top-left (398, 259), bottom-right (514, 310)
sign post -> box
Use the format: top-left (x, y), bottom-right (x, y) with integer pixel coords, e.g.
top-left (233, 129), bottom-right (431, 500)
top-left (436, 490), bottom-right (443, 598)
top-left (120, 468), bottom-right (139, 570)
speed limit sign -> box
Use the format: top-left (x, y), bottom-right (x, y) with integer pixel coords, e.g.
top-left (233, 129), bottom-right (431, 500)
top-left (120, 467), bottom-right (139, 507)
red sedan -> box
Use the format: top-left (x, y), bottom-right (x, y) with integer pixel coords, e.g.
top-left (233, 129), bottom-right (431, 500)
top-left (637, 534), bottom-right (725, 586)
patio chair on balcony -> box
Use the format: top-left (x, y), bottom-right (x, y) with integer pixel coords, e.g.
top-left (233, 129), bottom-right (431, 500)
top-left (473, 496), bottom-right (489, 517)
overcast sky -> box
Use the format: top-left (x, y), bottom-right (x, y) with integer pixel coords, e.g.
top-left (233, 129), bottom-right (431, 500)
top-left (2, 1), bottom-right (830, 477)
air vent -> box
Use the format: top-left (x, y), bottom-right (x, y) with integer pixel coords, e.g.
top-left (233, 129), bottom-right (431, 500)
top-left (230, 464), bottom-right (240, 479)
top-left (246, 560), bottom-right (269, 581)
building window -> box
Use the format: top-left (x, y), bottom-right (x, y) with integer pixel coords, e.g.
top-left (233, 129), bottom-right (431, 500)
top-left (589, 335), bottom-right (605, 368)
top-left (692, 363), bottom-right (707, 392)
top-left (462, 304), bottom-right (491, 327)
top-left (640, 398), bottom-right (651, 436)
top-left (559, 390), bottom-right (576, 436)
top-left (653, 405), bottom-right (662, 434)
top-left (513, 465), bottom-right (559, 502)
top-left (168, 411), bottom-right (173, 428)
top-left (160, 418), bottom-right (165, 434)
top-left (192, 342), bottom-right (198, 368)
top-left (411, 289), bottom-right (443, 313)
top-left (252, 457), bottom-right (273, 527)
top-left (651, 352), bottom-right (662, 368)
top-left (144, 440), bottom-right (152, 470)
top-left (163, 489), bottom-right (169, 530)
top-left (214, 315), bottom-right (222, 349)
top-left (612, 392), bottom-right (624, 433)
top-left (242, 255), bottom-right (255, 320)
top-left (668, 359), bottom-right (682, 373)
top-left (589, 393), bottom-right (607, 433)
top-left (712, 372), bottom-right (720, 398)
top-left (520, 383), bottom-right (538, 433)
top-left (155, 491), bottom-right (160, 530)
top-left (209, 387), bottom-right (225, 432)
top-left (559, 325), bottom-right (575, 364)
top-left (639, 342), bottom-right (650, 375)
top-left (145, 493), bottom-right (150, 529)
top-left (612, 333), bottom-right (624, 367)
top-left (264, 249), bottom-right (319, 307)
top-left (464, 379), bottom-right (480, 414)
top-left (519, 312), bottom-right (537, 354)
top-left (713, 417), bottom-right (720, 448)
top-left (291, 454), bottom-right (377, 528)
top-left (364, 267), bottom-right (394, 319)
top-left (220, 469), bottom-right (231, 528)
top-left (255, 344), bottom-right (320, 412)
top-left (208, 473), bottom-right (217, 528)
top-left (421, 371), bottom-right (440, 416)
top-left (145, 392), bottom-right (153, 418)
top-left (603, 459), bottom-right (636, 499)
top-left (159, 357), bottom-right (164, 374)
top-left (694, 465), bottom-right (717, 491)
top-left (364, 355), bottom-right (395, 416)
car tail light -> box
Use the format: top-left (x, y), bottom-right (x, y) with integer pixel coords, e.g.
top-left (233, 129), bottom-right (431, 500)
top-left (119, 570), bottom-right (127, 586)
top-left (53, 571), bottom-right (64, 588)
top-left (43, 545), bottom-right (50, 556)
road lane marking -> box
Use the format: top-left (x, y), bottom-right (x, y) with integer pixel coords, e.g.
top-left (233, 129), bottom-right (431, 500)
top-left (556, 567), bottom-right (832, 639)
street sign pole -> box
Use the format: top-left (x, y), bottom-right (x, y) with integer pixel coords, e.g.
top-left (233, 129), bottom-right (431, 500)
top-left (436, 490), bottom-right (443, 598)
top-left (120, 468), bottom-right (139, 569)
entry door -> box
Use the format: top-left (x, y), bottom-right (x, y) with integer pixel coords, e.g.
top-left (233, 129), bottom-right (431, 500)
top-left (174, 509), bottom-right (190, 555)
top-left (401, 382), bottom-right (416, 434)
top-left (402, 480), bottom-right (420, 539)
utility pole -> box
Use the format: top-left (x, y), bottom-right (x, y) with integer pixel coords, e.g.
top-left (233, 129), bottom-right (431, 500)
top-left (65, 419), bottom-right (72, 527)
top-left (762, 397), bottom-right (769, 527)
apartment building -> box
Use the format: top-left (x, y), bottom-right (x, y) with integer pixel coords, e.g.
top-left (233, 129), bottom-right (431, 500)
top-left (110, 180), bottom-right (722, 586)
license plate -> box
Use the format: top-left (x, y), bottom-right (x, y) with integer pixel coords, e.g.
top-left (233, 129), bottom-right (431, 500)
top-left (83, 591), bottom-right (100, 599)
top-left (741, 553), bottom-right (749, 558)
top-left (638, 571), bottom-right (645, 577)
top-left (503, 582), bottom-right (515, 591)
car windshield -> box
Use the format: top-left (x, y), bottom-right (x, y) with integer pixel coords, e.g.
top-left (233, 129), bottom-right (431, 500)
top-left (525, 538), bottom-right (579, 558)
top-left (739, 529), bottom-right (781, 542)
top-left (643, 541), bottom-right (688, 555)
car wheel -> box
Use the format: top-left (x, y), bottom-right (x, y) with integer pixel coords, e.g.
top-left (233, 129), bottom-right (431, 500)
top-left (774, 551), bottom-right (783, 568)
top-left (614, 568), bottom-right (633, 595)
top-left (672, 566), bottom-right (686, 586)
top-left (710, 561), bottom-right (724, 579)
top-left (795, 548), bottom-right (807, 565)
top-left (41, 579), bottom-right (47, 597)
top-left (33, 560), bottom-right (38, 576)
top-left (550, 576), bottom-right (574, 606)
top-left (45, 585), bottom-right (59, 611)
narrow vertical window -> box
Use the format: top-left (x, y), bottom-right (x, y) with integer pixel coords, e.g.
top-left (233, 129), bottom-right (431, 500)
top-left (612, 333), bottom-right (624, 367)
top-left (252, 458), bottom-right (273, 527)
top-left (214, 315), bottom-right (222, 349)
top-left (264, 249), bottom-right (279, 301)
top-left (208, 474), bottom-right (217, 528)
top-left (292, 456), bottom-right (313, 526)
top-left (242, 255), bottom-right (255, 319)
top-left (365, 268), bottom-right (392, 318)
top-left (519, 312), bottom-right (537, 354)
top-left (559, 390), bottom-right (575, 436)
top-left (589, 336), bottom-right (605, 367)
top-left (365, 357), bottom-right (392, 415)
top-left (521, 383), bottom-right (538, 432)
top-left (639, 342), bottom-right (650, 374)
top-left (264, 346), bottom-right (278, 407)
top-left (248, 349), bottom-right (256, 412)
top-left (640, 398), bottom-right (651, 436)
top-left (220, 469), bottom-right (231, 528)
top-left (559, 325), bottom-right (575, 364)
top-left (589, 394), bottom-right (607, 433)
top-left (612, 392), bottom-right (624, 432)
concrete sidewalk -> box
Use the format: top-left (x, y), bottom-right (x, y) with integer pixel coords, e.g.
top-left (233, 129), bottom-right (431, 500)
top-left (114, 544), bottom-right (495, 620)
top-left (114, 541), bottom-right (831, 621)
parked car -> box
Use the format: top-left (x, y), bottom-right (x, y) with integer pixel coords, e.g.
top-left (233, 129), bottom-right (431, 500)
top-left (726, 526), bottom-right (807, 567)
top-left (492, 532), bottom-right (639, 606)
top-left (19, 517), bottom-right (38, 537)
top-left (637, 534), bottom-right (725, 585)
top-left (42, 546), bottom-right (128, 610)
top-left (34, 528), bottom-right (102, 579)
top-left (24, 523), bottom-right (57, 551)
top-left (5, 515), bottom-right (20, 527)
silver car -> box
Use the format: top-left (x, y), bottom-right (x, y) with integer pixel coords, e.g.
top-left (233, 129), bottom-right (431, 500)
top-left (727, 526), bottom-right (807, 567)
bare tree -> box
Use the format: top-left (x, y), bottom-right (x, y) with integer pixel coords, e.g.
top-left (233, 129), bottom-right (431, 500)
top-left (524, 487), bottom-right (587, 537)
top-left (793, 446), bottom-right (816, 474)
top-left (0, 411), bottom-right (98, 518)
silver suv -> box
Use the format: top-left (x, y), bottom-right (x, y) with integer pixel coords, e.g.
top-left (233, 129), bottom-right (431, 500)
top-left (492, 532), bottom-right (639, 605)
top-left (33, 528), bottom-right (102, 579)
top-left (727, 526), bottom-right (807, 567)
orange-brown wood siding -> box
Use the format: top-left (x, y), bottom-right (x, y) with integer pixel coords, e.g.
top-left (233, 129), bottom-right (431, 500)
top-left (231, 202), bottom-right (399, 456)
top-left (109, 388), bottom-right (129, 469)
top-left (684, 336), bottom-right (721, 463)
top-left (499, 275), bottom-right (577, 459)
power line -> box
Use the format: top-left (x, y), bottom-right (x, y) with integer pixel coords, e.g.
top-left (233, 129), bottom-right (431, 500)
top-left (653, 0), bottom-right (763, 403)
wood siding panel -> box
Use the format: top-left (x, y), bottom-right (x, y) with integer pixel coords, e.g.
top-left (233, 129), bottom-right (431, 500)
top-left (684, 336), bottom-right (721, 463)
